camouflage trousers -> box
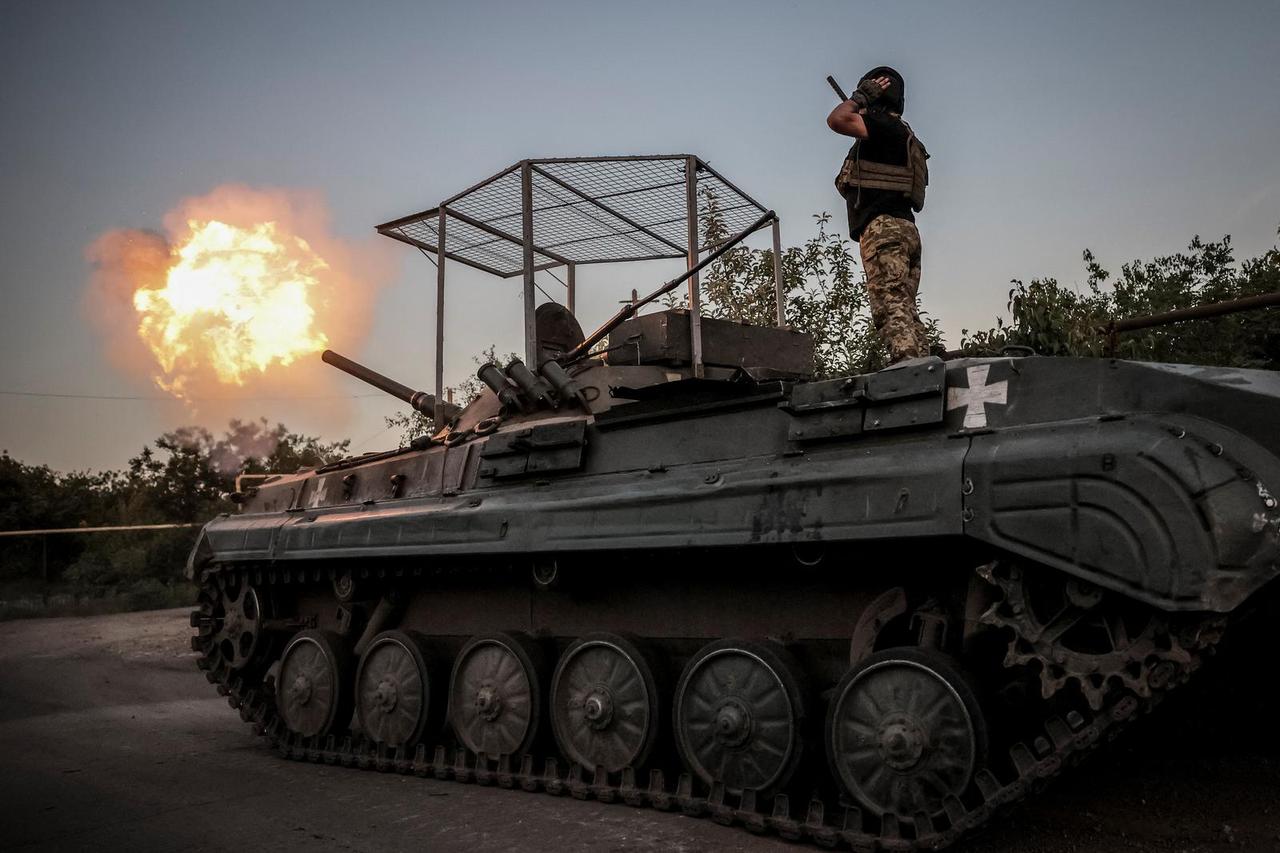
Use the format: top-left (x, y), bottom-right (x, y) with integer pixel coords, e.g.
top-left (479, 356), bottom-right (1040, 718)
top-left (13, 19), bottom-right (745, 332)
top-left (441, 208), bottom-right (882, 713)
top-left (859, 214), bottom-right (927, 363)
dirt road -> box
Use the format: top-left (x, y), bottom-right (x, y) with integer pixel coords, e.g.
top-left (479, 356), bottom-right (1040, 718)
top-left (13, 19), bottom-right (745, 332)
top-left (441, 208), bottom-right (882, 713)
top-left (0, 609), bottom-right (1275, 852)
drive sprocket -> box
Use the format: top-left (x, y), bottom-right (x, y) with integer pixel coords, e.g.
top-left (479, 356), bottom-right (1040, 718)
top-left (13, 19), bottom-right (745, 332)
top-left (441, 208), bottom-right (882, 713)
top-left (977, 563), bottom-right (1193, 710)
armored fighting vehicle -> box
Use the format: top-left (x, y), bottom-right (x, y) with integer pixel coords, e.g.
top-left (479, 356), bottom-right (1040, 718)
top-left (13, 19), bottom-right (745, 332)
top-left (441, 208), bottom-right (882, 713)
top-left (189, 156), bottom-right (1280, 850)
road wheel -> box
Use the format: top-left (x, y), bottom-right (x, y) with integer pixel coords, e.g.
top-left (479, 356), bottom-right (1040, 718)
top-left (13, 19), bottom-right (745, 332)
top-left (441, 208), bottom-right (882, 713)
top-left (673, 638), bottom-right (807, 797)
top-left (356, 630), bottom-right (437, 749)
top-left (550, 633), bottom-right (660, 773)
top-left (277, 629), bottom-right (354, 738)
top-left (826, 647), bottom-right (988, 817)
top-left (449, 632), bottom-right (544, 758)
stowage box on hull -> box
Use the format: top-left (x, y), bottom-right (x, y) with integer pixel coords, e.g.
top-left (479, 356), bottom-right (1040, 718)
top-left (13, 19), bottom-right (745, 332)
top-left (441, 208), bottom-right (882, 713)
top-left (605, 309), bottom-right (815, 376)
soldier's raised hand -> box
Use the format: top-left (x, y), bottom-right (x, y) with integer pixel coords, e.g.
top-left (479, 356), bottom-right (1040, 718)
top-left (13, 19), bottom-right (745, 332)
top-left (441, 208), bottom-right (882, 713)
top-left (851, 76), bottom-right (892, 110)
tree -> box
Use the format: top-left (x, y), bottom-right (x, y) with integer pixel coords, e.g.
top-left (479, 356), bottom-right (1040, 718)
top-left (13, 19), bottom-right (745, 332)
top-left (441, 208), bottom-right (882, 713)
top-left (959, 233), bottom-right (1280, 368)
top-left (123, 427), bottom-right (226, 523)
top-left (0, 419), bottom-right (355, 608)
top-left (0, 452), bottom-right (121, 589)
top-left (675, 191), bottom-right (942, 376)
top-left (384, 345), bottom-right (518, 446)
top-left (227, 418), bottom-right (351, 475)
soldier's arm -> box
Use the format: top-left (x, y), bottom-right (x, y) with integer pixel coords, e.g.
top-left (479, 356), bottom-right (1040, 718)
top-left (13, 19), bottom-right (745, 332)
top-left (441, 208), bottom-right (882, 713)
top-left (827, 101), bottom-right (869, 138)
top-left (826, 75), bottom-right (890, 138)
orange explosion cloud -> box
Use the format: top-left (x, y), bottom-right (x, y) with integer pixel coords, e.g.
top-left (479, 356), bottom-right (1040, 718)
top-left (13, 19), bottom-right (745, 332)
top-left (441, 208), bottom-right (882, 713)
top-left (87, 185), bottom-right (392, 403)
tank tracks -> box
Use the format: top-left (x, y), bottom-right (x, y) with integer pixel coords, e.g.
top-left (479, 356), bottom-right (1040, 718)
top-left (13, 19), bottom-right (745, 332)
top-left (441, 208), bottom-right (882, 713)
top-left (191, 566), bottom-right (1219, 851)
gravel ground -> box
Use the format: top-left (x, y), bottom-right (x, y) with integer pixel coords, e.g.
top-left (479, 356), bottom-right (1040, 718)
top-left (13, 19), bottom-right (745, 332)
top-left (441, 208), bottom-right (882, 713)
top-left (0, 608), bottom-right (1275, 852)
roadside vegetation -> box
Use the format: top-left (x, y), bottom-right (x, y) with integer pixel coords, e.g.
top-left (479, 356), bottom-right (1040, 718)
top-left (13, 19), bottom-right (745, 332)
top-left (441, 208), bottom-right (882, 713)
top-left (0, 420), bottom-right (347, 619)
top-left (957, 234), bottom-right (1279, 367)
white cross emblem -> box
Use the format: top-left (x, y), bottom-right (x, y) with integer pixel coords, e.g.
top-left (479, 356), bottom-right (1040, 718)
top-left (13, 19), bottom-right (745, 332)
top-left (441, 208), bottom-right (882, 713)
top-left (947, 365), bottom-right (1008, 429)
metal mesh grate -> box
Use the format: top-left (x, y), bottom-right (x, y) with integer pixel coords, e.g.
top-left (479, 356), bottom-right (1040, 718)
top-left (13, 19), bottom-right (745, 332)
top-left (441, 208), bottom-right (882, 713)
top-left (376, 156), bottom-right (769, 277)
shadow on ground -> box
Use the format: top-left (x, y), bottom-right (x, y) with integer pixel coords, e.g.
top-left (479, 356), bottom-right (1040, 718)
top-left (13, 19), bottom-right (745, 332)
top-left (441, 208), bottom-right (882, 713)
top-left (0, 608), bottom-right (1275, 852)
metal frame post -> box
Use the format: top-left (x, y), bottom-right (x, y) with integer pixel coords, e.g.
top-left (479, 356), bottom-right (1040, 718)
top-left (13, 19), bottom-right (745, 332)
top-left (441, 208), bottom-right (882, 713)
top-left (684, 155), bottom-right (704, 377)
top-left (567, 263), bottom-right (576, 316)
top-left (434, 208), bottom-right (447, 422)
top-left (771, 218), bottom-right (785, 327)
top-left (520, 162), bottom-right (538, 367)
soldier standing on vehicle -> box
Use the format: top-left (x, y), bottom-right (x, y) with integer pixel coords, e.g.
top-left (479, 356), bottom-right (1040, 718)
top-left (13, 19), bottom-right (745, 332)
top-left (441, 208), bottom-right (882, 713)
top-left (827, 66), bottom-right (930, 364)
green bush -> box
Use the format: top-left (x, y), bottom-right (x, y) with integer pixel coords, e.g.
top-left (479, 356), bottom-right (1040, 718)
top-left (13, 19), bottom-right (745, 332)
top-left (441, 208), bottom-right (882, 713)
top-left (959, 236), bottom-right (1280, 367)
top-left (0, 419), bottom-right (347, 619)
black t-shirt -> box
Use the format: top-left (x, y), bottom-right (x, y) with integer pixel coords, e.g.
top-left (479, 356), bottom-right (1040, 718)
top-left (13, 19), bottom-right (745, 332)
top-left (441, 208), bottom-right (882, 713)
top-left (845, 111), bottom-right (915, 241)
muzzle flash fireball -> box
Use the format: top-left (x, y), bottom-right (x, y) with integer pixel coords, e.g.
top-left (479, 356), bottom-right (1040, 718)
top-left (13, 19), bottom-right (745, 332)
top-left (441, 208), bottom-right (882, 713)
top-left (131, 219), bottom-right (329, 397)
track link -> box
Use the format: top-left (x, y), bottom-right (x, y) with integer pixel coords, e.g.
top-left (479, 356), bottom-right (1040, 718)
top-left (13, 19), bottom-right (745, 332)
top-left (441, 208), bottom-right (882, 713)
top-left (192, 567), bottom-right (1216, 851)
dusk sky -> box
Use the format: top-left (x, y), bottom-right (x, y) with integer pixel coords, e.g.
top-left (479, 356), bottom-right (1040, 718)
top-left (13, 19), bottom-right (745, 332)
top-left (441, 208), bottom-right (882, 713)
top-left (2, 0), bottom-right (1277, 473)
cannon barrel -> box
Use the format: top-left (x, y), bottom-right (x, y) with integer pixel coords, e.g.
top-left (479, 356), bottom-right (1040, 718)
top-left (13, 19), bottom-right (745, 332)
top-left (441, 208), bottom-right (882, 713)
top-left (322, 350), bottom-right (459, 422)
top-left (1107, 290), bottom-right (1280, 335)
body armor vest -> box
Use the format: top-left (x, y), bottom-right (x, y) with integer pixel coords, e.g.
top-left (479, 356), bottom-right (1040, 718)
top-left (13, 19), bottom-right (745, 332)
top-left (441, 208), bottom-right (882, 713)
top-left (835, 119), bottom-right (929, 213)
